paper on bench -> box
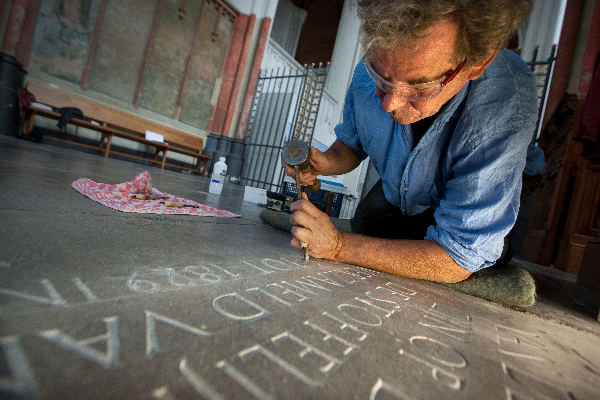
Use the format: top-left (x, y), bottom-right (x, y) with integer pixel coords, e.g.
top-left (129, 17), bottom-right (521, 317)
top-left (31, 102), bottom-right (53, 111)
top-left (145, 130), bottom-right (164, 143)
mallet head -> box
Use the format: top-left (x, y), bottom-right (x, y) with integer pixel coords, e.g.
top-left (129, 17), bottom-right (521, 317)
top-left (281, 140), bottom-right (321, 192)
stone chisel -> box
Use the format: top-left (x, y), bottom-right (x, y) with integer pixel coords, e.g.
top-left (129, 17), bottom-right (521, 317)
top-left (294, 165), bottom-right (309, 261)
top-left (282, 139), bottom-right (321, 261)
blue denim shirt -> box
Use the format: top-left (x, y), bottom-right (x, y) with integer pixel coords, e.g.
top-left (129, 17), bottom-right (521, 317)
top-left (334, 50), bottom-right (538, 272)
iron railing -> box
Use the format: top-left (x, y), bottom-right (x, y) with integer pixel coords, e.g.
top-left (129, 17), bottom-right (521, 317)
top-left (520, 45), bottom-right (557, 140)
top-left (240, 63), bottom-right (329, 192)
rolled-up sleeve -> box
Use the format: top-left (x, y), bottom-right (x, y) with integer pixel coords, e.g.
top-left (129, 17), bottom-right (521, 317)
top-left (425, 121), bottom-right (531, 272)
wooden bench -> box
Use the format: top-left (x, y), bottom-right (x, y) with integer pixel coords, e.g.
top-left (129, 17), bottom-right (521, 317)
top-left (21, 81), bottom-right (211, 175)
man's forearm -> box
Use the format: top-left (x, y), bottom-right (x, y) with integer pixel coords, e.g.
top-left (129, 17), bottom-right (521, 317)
top-left (288, 189), bottom-right (471, 283)
top-left (320, 140), bottom-right (362, 176)
top-left (332, 232), bottom-right (472, 283)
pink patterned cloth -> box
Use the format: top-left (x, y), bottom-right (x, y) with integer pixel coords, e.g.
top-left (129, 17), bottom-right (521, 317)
top-left (71, 171), bottom-right (239, 217)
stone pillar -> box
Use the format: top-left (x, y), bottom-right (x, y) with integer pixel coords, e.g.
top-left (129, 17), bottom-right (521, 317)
top-left (207, 13), bottom-right (250, 135)
top-left (15, 0), bottom-right (40, 67)
top-left (1, 0), bottom-right (41, 67)
top-left (222, 13), bottom-right (255, 136)
top-left (235, 17), bottom-right (272, 139)
top-left (2, 0), bottom-right (29, 58)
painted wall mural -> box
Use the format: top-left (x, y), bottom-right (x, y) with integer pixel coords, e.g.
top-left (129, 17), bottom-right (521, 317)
top-left (28, 0), bottom-right (234, 131)
top-left (30, 0), bottom-right (101, 84)
top-left (88, 0), bottom-right (153, 106)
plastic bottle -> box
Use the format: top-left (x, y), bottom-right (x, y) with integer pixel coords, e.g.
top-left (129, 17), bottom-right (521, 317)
top-left (209, 157), bottom-right (227, 195)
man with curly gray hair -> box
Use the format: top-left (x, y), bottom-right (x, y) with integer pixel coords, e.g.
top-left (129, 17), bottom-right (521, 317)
top-left (282, 0), bottom-right (538, 283)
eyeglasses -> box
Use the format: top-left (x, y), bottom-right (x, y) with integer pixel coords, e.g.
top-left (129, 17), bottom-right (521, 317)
top-left (363, 58), bottom-right (467, 101)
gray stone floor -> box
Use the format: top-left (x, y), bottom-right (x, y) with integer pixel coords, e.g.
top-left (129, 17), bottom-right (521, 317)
top-left (0, 135), bottom-right (598, 400)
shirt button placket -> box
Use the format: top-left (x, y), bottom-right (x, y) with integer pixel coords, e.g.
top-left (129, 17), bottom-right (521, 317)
top-left (401, 184), bottom-right (408, 214)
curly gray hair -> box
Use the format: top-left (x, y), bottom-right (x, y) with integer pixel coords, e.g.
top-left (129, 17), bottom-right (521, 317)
top-left (357, 0), bottom-right (533, 66)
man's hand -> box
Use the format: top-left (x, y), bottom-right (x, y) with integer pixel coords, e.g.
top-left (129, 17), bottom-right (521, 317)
top-left (287, 193), bottom-right (471, 283)
top-left (280, 146), bottom-right (327, 185)
top-left (289, 192), bottom-right (343, 260)
top-left (280, 140), bottom-right (362, 185)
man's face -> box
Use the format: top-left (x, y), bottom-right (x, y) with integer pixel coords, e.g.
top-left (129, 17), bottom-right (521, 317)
top-left (367, 20), bottom-right (476, 125)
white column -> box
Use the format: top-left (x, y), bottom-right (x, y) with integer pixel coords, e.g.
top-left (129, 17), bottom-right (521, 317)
top-left (313, 0), bottom-right (369, 199)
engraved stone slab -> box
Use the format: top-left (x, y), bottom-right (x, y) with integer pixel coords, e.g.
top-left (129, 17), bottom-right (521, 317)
top-left (0, 136), bottom-right (599, 400)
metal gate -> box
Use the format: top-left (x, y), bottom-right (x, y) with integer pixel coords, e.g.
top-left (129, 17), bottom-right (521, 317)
top-left (240, 46), bottom-right (554, 193)
top-left (240, 63), bottom-right (329, 192)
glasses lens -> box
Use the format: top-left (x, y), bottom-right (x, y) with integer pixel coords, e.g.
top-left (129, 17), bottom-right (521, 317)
top-left (364, 61), bottom-right (388, 91)
top-left (405, 86), bottom-right (442, 101)
top-left (364, 59), bottom-right (442, 101)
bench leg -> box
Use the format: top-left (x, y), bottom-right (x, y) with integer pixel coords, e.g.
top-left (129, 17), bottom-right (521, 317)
top-left (21, 110), bottom-right (36, 138)
top-left (104, 134), bottom-right (113, 158)
top-left (160, 149), bottom-right (168, 169)
top-left (98, 133), bottom-right (106, 154)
